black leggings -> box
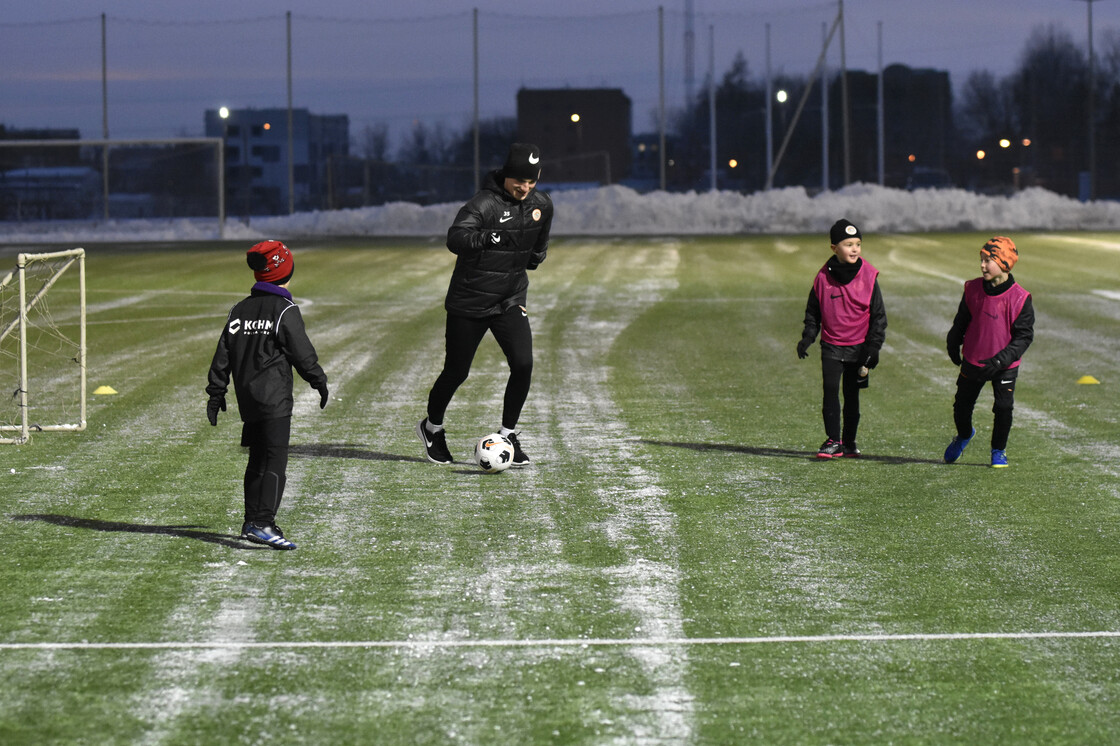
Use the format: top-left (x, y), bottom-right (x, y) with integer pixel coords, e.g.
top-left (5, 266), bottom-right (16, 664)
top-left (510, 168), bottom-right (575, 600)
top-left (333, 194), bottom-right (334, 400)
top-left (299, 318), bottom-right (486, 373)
top-left (953, 365), bottom-right (1018, 450)
top-left (427, 307), bottom-right (533, 430)
top-left (821, 357), bottom-right (863, 443)
top-left (241, 416), bottom-right (291, 525)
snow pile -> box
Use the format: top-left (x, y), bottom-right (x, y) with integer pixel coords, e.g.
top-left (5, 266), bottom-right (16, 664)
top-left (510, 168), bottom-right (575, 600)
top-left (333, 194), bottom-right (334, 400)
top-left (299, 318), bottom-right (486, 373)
top-left (1, 183), bottom-right (1117, 245)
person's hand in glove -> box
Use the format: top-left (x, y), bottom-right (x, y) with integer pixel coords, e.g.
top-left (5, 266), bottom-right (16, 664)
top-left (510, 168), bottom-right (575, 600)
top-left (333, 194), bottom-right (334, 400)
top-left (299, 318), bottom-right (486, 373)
top-left (797, 338), bottom-right (812, 359)
top-left (315, 383), bottom-right (329, 409)
top-left (947, 343), bottom-right (962, 366)
top-left (978, 355), bottom-right (1006, 380)
top-left (207, 395), bottom-right (226, 426)
top-left (861, 347), bottom-right (880, 370)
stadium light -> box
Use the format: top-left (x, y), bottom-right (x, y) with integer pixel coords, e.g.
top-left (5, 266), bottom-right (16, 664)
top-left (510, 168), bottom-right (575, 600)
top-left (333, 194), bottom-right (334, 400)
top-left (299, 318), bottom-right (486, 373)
top-left (999, 138), bottom-right (1011, 149)
top-left (776, 89), bottom-right (788, 103)
top-left (976, 150), bottom-right (987, 160)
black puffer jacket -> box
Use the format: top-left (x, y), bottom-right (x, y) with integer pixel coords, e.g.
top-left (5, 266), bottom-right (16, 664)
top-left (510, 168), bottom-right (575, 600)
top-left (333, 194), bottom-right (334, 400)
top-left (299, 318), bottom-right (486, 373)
top-left (206, 283), bottom-right (327, 423)
top-left (444, 170), bottom-right (553, 318)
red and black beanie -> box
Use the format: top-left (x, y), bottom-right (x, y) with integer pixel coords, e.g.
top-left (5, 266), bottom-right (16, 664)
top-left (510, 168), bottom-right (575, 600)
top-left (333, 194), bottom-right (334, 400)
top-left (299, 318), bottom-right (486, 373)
top-left (246, 239), bottom-right (294, 284)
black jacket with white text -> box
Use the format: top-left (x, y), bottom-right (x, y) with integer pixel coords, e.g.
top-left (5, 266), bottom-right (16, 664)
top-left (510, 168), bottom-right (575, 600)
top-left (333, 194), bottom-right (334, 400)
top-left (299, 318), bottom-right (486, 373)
top-left (206, 283), bottom-right (327, 423)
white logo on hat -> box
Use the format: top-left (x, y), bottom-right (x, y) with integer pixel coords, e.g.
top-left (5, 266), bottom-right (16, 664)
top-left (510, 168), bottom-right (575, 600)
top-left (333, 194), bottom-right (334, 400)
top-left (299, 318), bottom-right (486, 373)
top-left (846, 225), bottom-right (858, 236)
top-left (528, 153), bottom-right (540, 164)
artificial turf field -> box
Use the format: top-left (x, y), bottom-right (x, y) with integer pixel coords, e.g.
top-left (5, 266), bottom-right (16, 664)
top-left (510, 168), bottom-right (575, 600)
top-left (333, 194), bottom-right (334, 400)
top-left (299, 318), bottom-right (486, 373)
top-left (2, 232), bottom-right (1119, 744)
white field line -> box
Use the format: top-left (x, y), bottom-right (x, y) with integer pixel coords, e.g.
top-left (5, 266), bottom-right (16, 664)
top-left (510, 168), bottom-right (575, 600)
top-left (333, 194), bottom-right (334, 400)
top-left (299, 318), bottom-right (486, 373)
top-left (1045, 235), bottom-right (1120, 252)
top-left (886, 246), bottom-right (966, 285)
top-left (5, 629), bottom-right (1120, 651)
top-left (129, 565), bottom-right (259, 746)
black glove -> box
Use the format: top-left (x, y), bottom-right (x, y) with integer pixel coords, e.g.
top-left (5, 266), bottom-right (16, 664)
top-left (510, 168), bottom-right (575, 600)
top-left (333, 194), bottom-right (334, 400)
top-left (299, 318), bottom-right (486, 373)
top-left (978, 356), bottom-right (1005, 380)
top-left (207, 395), bottom-right (225, 426)
top-left (797, 338), bottom-right (811, 359)
top-left (861, 348), bottom-right (880, 370)
top-left (947, 344), bottom-right (962, 366)
top-left (315, 383), bottom-right (329, 409)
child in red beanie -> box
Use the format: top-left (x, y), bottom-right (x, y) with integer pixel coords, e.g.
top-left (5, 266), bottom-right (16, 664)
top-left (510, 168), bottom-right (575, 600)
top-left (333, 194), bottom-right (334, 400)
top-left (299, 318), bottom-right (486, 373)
top-left (943, 236), bottom-right (1034, 468)
top-left (206, 240), bottom-right (329, 549)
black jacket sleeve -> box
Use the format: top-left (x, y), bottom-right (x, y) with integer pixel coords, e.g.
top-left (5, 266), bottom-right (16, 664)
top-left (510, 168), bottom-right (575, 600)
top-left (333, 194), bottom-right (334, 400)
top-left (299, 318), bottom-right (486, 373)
top-left (865, 280), bottom-right (887, 350)
top-left (277, 306), bottom-right (327, 389)
top-left (946, 293), bottom-right (970, 351)
top-left (527, 205), bottom-right (552, 270)
top-left (995, 293), bottom-right (1034, 366)
top-left (205, 313), bottom-right (232, 399)
top-left (446, 199), bottom-right (489, 256)
top-left (800, 287), bottom-right (821, 345)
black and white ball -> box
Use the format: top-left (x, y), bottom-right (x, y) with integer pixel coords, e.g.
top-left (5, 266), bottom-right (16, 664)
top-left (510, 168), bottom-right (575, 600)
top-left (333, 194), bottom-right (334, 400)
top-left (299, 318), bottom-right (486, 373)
top-left (474, 433), bottom-right (514, 473)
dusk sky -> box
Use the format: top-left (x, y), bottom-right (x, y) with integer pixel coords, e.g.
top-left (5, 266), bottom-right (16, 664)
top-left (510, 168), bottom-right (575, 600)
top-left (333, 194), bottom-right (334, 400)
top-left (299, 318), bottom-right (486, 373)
top-left (1, 0), bottom-right (1114, 144)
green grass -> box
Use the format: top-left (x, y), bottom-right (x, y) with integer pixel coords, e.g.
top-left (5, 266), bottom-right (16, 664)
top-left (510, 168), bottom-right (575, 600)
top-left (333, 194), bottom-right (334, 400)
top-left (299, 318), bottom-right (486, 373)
top-left (2, 232), bottom-right (1119, 744)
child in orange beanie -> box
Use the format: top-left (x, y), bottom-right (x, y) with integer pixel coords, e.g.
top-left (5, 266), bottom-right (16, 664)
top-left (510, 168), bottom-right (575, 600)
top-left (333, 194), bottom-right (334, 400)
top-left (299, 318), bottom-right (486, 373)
top-left (943, 236), bottom-right (1034, 468)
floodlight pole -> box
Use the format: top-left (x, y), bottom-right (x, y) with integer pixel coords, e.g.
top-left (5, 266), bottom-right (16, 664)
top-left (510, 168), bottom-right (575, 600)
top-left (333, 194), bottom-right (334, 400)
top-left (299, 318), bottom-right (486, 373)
top-left (101, 13), bottom-right (110, 221)
top-left (839, 0), bottom-right (850, 186)
top-left (877, 21), bottom-right (885, 186)
top-left (287, 11), bottom-right (295, 215)
top-left (708, 25), bottom-right (717, 192)
top-left (473, 8), bottom-right (480, 192)
top-left (1075, 0), bottom-right (1101, 201)
top-left (765, 24), bottom-right (773, 189)
top-left (658, 6), bottom-right (667, 191)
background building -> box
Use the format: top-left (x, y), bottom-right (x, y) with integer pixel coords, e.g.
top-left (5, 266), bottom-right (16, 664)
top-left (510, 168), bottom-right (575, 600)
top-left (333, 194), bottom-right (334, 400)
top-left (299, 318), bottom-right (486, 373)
top-left (516, 89), bottom-right (632, 187)
top-left (204, 107), bottom-right (349, 215)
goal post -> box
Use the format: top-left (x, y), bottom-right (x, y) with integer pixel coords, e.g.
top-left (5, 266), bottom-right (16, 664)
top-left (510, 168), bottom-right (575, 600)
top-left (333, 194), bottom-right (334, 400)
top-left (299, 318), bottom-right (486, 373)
top-left (0, 248), bottom-right (86, 445)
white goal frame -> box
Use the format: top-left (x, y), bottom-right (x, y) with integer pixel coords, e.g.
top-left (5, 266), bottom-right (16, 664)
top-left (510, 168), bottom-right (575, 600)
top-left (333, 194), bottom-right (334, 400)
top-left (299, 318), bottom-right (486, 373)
top-left (0, 248), bottom-right (86, 445)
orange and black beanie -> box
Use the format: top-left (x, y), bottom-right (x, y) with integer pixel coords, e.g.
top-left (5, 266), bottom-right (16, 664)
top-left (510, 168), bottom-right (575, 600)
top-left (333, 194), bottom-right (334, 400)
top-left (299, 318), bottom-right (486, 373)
top-left (246, 240), bottom-right (294, 284)
top-left (981, 236), bottom-right (1017, 272)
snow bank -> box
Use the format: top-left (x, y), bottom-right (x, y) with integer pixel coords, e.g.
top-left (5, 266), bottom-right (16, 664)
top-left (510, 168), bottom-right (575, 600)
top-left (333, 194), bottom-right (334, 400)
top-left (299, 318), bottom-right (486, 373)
top-left (1, 183), bottom-right (1117, 245)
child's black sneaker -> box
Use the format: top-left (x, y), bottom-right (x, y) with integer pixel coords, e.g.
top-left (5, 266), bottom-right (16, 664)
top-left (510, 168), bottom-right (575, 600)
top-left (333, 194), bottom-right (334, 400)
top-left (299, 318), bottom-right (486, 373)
top-left (842, 442), bottom-right (861, 458)
top-left (241, 522), bottom-right (297, 550)
top-left (506, 432), bottom-right (530, 465)
top-left (417, 418), bottom-right (453, 464)
top-left (816, 439), bottom-right (843, 459)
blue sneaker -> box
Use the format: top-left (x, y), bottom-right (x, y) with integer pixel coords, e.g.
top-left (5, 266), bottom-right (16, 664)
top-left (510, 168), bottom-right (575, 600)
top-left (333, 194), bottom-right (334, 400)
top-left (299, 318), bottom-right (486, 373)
top-left (943, 427), bottom-right (975, 464)
top-left (241, 522), bottom-right (297, 550)
top-left (991, 449), bottom-right (1009, 468)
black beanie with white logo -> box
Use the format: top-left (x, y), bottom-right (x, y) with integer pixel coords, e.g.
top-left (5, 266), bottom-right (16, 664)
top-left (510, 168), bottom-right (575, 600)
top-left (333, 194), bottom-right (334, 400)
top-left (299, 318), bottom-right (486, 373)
top-left (502, 143), bottom-right (542, 181)
top-left (829, 218), bottom-right (862, 245)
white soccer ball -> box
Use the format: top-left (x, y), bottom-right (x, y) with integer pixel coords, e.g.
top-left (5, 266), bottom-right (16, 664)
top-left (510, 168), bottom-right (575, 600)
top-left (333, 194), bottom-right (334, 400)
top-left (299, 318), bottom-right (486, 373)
top-left (474, 433), bottom-right (514, 473)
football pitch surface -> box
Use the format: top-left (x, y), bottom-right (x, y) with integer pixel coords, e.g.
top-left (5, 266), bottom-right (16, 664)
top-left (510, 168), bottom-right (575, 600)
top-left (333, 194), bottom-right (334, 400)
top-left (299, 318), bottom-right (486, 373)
top-left (2, 232), bottom-right (1119, 744)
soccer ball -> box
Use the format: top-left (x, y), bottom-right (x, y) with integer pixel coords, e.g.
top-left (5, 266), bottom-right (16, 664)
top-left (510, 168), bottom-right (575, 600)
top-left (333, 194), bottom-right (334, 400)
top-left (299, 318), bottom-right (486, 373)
top-left (474, 433), bottom-right (514, 473)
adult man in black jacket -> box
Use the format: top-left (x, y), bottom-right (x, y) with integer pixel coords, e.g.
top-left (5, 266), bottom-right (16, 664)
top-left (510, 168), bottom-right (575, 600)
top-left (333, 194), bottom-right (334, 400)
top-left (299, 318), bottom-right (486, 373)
top-left (418, 143), bottom-right (554, 465)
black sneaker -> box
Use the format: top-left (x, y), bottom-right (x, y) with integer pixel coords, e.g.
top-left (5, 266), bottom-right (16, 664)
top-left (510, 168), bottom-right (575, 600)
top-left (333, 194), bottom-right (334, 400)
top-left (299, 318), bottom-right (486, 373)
top-left (417, 418), bottom-right (453, 464)
top-left (506, 431), bottom-right (530, 466)
top-left (842, 442), bottom-right (861, 458)
top-left (816, 438), bottom-right (843, 459)
top-left (241, 522), bottom-right (297, 550)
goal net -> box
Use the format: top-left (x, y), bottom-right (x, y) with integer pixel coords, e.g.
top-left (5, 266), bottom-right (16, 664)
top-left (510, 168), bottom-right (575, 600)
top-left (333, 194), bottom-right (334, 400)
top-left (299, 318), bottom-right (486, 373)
top-left (0, 249), bottom-right (86, 445)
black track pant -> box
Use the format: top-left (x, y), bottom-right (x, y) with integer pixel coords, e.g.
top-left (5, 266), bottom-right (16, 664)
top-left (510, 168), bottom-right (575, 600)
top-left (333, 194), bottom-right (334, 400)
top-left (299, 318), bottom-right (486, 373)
top-left (821, 357), bottom-right (863, 443)
top-left (241, 416), bottom-right (291, 526)
top-left (953, 365), bottom-right (1018, 450)
top-left (427, 306), bottom-right (533, 431)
